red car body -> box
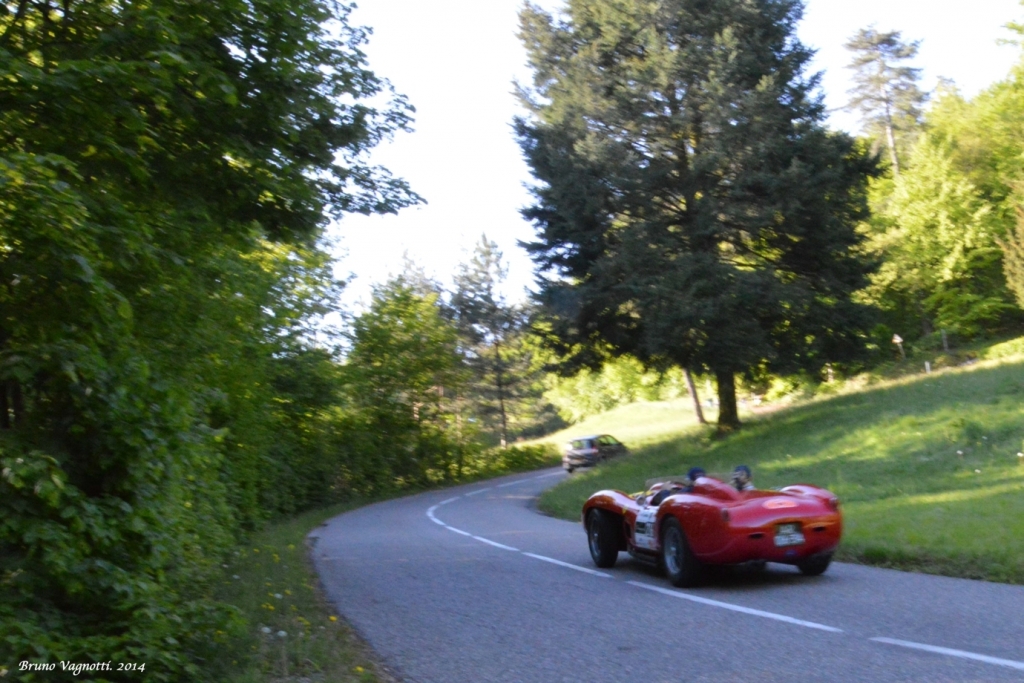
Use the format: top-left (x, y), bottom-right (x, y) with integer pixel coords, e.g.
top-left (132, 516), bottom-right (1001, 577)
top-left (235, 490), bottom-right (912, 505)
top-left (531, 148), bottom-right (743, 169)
top-left (581, 475), bottom-right (842, 586)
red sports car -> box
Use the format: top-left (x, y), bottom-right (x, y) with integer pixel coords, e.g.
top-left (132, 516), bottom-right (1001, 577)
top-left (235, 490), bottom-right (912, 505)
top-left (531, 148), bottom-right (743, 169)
top-left (582, 473), bottom-right (842, 586)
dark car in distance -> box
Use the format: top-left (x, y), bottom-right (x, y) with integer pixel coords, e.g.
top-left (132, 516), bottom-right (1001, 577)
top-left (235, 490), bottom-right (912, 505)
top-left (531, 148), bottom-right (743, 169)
top-left (562, 434), bottom-right (628, 473)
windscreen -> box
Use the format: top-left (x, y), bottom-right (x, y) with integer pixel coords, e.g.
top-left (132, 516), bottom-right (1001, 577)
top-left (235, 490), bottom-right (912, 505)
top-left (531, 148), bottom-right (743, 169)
top-left (644, 476), bottom-right (690, 491)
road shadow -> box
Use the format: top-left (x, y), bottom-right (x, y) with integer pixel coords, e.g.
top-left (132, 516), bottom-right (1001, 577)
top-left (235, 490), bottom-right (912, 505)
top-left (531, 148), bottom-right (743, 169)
top-left (619, 555), bottom-right (822, 591)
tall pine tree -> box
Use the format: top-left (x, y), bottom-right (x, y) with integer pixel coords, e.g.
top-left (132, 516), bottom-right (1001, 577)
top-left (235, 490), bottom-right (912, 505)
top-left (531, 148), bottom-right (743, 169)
top-left (452, 236), bottom-right (535, 447)
top-left (516, 0), bottom-right (876, 430)
top-left (844, 28), bottom-right (927, 176)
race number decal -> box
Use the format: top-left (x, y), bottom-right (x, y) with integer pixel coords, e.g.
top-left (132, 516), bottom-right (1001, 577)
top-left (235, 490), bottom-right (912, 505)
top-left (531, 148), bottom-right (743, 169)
top-left (634, 507), bottom-right (658, 550)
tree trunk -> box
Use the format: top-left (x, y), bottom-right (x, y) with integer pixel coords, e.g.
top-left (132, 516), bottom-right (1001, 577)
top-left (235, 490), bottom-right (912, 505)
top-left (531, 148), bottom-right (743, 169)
top-left (715, 370), bottom-right (740, 432)
top-left (495, 343), bottom-right (508, 449)
top-left (455, 389), bottom-right (463, 479)
top-left (683, 367), bottom-right (707, 425)
top-left (0, 381), bottom-right (9, 429)
top-left (916, 300), bottom-right (933, 336)
top-left (882, 87), bottom-right (900, 175)
top-left (885, 118), bottom-right (900, 175)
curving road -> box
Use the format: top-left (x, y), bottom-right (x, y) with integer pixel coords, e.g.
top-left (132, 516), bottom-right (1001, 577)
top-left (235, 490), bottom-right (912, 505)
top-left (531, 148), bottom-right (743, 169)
top-left (311, 468), bottom-right (1024, 682)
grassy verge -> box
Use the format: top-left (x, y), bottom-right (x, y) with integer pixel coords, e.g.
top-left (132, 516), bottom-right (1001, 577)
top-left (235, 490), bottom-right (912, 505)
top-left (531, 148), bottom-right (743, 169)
top-left (214, 500), bottom-right (394, 683)
top-left (538, 354), bottom-right (1024, 584)
top-left (213, 445), bottom-right (562, 682)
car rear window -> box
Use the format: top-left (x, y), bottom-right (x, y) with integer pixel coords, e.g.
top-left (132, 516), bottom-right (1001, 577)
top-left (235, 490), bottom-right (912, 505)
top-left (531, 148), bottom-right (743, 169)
top-left (571, 439), bottom-right (594, 449)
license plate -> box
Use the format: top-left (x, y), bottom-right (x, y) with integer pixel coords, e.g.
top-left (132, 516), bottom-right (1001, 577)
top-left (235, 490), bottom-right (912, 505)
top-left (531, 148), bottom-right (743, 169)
top-left (774, 523), bottom-right (804, 547)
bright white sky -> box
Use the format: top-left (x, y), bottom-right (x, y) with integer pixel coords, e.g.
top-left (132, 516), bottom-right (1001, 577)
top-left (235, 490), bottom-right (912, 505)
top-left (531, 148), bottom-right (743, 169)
top-left (332, 0), bottom-right (1024, 309)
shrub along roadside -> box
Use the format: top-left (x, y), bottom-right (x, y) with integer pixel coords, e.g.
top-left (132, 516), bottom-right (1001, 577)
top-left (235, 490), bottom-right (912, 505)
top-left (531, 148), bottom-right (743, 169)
top-left (537, 357), bottom-right (1024, 585)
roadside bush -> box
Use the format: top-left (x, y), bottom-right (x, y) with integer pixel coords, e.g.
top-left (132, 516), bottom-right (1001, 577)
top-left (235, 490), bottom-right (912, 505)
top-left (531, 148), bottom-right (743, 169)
top-left (452, 443), bottom-right (560, 480)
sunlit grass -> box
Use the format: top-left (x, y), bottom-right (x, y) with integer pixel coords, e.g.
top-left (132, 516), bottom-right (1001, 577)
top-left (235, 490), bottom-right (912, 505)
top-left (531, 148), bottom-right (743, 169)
top-left (538, 352), bottom-right (1024, 584)
top-left (531, 397), bottom-right (715, 449)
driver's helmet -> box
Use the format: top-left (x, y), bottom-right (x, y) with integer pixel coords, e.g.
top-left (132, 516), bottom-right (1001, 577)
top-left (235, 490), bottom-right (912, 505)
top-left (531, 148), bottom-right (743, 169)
top-left (687, 467), bottom-right (706, 482)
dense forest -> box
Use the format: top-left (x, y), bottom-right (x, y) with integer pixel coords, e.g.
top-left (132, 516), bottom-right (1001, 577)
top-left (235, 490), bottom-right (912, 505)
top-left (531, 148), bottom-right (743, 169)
top-left (0, 0), bottom-right (551, 679)
top-left (5, 0), bottom-right (1024, 679)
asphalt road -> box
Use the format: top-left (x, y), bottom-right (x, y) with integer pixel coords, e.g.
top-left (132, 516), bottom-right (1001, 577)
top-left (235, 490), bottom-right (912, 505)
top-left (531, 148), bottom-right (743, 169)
top-left (311, 468), bottom-right (1024, 683)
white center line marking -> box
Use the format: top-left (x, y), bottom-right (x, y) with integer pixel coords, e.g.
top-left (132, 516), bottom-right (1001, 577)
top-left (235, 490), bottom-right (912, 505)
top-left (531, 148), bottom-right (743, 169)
top-left (522, 552), bottom-right (612, 577)
top-left (471, 536), bottom-right (519, 551)
top-left (446, 526), bottom-right (473, 537)
top-left (627, 581), bottom-right (843, 633)
top-left (464, 488), bottom-right (491, 496)
top-left (497, 480), bottom-right (528, 488)
top-left (870, 637), bottom-right (1024, 671)
top-left (438, 497), bottom-right (459, 506)
top-left (533, 471), bottom-right (564, 479)
top-left (426, 506), bottom-right (446, 526)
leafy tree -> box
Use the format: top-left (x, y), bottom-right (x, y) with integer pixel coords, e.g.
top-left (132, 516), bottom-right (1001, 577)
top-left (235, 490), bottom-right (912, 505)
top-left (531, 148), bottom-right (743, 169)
top-left (543, 355), bottom-right (693, 423)
top-left (861, 137), bottom-right (1016, 337)
top-left (452, 236), bottom-right (539, 447)
top-left (516, 0), bottom-right (876, 430)
top-left (859, 68), bottom-right (1024, 340)
top-left (1000, 207), bottom-right (1024, 310)
top-left (0, 0), bottom-right (417, 676)
top-left (923, 45), bottom-right (1024, 316)
top-left (844, 27), bottom-right (928, 175)
top-left (344, 278), bottom-right (465, 487)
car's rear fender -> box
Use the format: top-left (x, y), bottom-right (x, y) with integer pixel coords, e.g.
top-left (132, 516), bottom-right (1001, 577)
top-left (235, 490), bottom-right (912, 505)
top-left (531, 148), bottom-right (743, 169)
top-left (654, 495), bottom-right (731, 557)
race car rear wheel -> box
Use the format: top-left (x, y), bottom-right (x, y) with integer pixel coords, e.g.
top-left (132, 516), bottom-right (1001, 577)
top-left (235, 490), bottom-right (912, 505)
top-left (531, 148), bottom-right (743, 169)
top-left (661, 518), bottom-right (701, 587)
top-left (797, 552), bottom-right (833, 576)
top-left (586, 509), bottom-right (620, 568)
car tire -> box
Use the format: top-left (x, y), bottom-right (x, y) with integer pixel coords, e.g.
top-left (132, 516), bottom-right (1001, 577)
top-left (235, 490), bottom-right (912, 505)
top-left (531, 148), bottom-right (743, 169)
top-left (565, 466), bottom-right (574, 474)
top-left (586, 509), bottom-right (620, 568)
top-left (661, 517), bottom-right (701, 587)
top-left (797, 552), bottom-right (833, 576)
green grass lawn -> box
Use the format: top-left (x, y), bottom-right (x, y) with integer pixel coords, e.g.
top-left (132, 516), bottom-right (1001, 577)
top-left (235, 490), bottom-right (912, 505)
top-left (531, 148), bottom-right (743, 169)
top-left (532, 397), bottom-right (713, 449)
top-left (537, 354), bottom-right (1024, 584)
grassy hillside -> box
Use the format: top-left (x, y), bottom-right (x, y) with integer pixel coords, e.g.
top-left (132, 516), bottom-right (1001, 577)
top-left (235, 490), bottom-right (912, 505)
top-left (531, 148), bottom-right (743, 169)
top-left (538, 353), bottom-right (1024, 584)
top-left (533, 397), bottom-right (713, 450)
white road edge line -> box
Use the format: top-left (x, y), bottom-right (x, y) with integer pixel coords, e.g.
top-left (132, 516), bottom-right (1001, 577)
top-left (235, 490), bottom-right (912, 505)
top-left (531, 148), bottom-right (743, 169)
top-left (497, 480), bottom-right (528, 488)
top-left (533, 471), bottom-right (564, 479)
top-left (446, 526), bottom-right (473, 537)
top-left (522, 552), bottom-right (611, 577)
top-left (439, 497), bottom-right (459, 506)
top-left (472, 536), bottom-right (519, 551)
top-left (870, 637), bottom-right (1024, 672)
top-left (464, 488), bottom-right (491, 496)
top-left (627, 581), bottom-right (843, 633)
